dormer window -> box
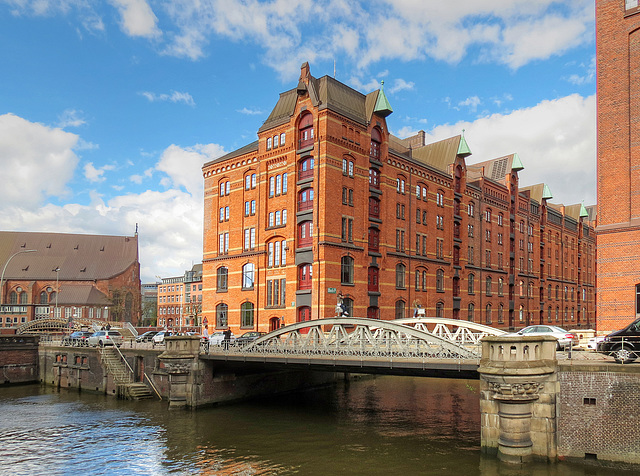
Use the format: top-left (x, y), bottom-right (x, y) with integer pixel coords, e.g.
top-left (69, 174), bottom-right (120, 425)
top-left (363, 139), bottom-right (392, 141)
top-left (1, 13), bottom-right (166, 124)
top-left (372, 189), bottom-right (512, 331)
top-left (298, 113), bottom-right (314, 149)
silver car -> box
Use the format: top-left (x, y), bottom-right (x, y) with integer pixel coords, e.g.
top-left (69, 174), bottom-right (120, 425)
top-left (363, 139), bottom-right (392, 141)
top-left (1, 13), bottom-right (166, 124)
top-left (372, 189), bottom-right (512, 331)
top-left (87, 330), bottom-right (124, 347)
top-left (513, 325), bottom-right (577, 350)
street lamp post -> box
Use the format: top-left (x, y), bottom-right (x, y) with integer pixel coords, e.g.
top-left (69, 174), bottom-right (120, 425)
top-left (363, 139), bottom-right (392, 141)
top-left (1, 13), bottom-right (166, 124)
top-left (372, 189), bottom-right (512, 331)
top-left (0, 249), bottom-right (37, 306)
top-left (52, 267), bottom-right (60, 318)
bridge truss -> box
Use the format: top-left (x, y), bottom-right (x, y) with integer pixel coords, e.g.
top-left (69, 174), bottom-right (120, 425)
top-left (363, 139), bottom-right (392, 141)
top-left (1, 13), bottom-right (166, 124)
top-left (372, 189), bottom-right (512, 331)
top-left (206, 317), bottom-right (485, 360)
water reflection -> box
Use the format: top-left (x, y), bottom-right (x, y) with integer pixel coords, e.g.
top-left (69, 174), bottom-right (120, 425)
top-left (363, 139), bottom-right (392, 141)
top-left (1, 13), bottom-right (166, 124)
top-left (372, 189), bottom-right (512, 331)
top-left (0, 377), bottom-right (633, 475)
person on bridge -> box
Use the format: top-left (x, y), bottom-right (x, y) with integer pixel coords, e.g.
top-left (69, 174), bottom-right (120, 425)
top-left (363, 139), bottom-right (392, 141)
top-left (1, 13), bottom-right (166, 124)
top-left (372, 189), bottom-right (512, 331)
top-left (223, 328), bottom-right (231, 350)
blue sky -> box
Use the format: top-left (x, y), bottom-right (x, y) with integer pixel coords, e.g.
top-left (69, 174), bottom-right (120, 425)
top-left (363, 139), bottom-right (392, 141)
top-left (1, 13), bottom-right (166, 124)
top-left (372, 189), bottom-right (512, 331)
top-left (0, 0), bottom-right (596, 282)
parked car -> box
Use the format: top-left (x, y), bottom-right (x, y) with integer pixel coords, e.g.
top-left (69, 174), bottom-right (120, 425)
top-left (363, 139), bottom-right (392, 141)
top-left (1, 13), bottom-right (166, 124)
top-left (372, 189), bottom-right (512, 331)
top-left (597, 318), bottom-right (640, 363)
top-left (87, 330), bottom-right (124, 347)
top-left (587, 335), bottom-right (606, 351)
top-left (511, 325), bottom-right (577, 350)
top-left (208, 331), bottom-right (235, 346)
top-left (152, 331), bottom-right (172, 344)
top-left (235, 331), bottom-right (266, 346)
top-left (136, 331), bottom-right (158, 343)
top-left (62, 331), bottom-right (93, 347)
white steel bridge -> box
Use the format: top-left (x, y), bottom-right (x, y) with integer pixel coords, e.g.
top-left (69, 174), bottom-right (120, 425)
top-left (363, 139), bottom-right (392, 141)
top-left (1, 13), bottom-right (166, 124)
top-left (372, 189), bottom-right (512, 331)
top-left (201, 317), bottom-right (507, 378)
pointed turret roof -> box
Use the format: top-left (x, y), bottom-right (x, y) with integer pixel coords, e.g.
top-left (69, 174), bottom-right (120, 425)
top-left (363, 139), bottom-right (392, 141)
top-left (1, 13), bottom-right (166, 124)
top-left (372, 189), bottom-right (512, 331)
top-left (373, 81), bottom-right (393, 118)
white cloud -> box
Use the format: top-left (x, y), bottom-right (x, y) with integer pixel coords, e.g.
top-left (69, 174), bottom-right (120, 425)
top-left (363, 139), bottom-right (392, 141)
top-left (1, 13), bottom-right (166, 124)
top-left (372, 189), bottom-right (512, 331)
top-left (388, 78), bottom-right (414, 94)
top-left (458, 96), bottom-right (482, 112)
top-left (57, 109), bottom-right (86, 128)
top-left (422, 93), bottom-right (596, 206)
top-left (84, 162), bottom-right (115, 182)
top-left (0, 112), bottom-right (228, 282)
top-left (0, 113), bottom-right (79, 207)
top-left (109, 0), bottom-right (161, 38)
top-left (140, 90), bottom-right (195, 106)
top-left (237, 107), bottom-right (263, 115)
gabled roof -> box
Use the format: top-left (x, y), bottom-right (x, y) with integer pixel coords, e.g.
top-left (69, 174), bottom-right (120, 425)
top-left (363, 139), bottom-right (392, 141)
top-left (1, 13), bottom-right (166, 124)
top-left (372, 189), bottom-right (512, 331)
top-left (259, 63), bottom-right (391, 134)
top-left (203, 141), bottom-right (258, 167)
top-left (56, 284), bottom-right (110, 306)
top-left (0, 231), bottom-right (138, 281)
top-left (408, 135), bottom-right (465, 173)
top-left (520, 183), bottom-right (553, 203)
top-left (468, 153), bottom-right (524, 183)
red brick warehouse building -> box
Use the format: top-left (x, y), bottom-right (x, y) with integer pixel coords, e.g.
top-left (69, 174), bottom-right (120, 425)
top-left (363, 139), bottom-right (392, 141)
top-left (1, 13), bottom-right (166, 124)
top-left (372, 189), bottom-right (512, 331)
top-left (202, 62), bottom-right (595, 335)
top-left (596, 0), bottom-right (640, 332)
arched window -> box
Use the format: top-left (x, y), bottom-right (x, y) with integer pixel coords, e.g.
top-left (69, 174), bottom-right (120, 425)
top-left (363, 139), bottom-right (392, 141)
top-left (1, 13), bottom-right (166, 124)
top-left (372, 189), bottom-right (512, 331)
top-left (369, 168), bottom-right (380, 189)
top-left (39, 291), bottom-right (47, 304)
top-left (298, 157), bottom-right (314, 180)
top-left (519, 280), bottom-right (524, 297)
top-left (298, 264), bottom-right (312, 290)
top-left (486, 304), bottom-right (492, 325)
top-left (528, 282), bottom-right (534, 298)
top-left (298, 306), bottom-right (311, 322)
top-left (498, 304), bottom-right (504, 324)
top-left (396, 263), bottom-right (406, 289)
top-left (368, 227), bottom-right (380, 251)
top-left (298, 112), bottom-right (314, 148)
top-left (368, 267), bottom-right (379, 292)
top-left (436, 269), bottom-right (444, 292)
top-left (468, 303), bottom-right (475, 322)
top-left (519, 305), bottom-right (524, 322)
top-left (217, 266), bottom-right (228, 291)
top-left (216, 303), bottom-right (228, 328)
top-left (9, 291), bottom-right (17, 304)
top-left (468, 274), bottom-right (475, 294)
top-left (298, 221), bottom-right (313, 247)
top-left (241, 302), bottom-right (255, 328)
top-left (435, 302), bottom-right (444, 318)
top-left (341, 256), bottom-right (354, 284)
top-left (486, 276), bottom-right (492, 296)
top-left (242, 263), bottom-right (254, 290)
top-left (298, 188), bottom-right (314, 211)
top-left (422, 270), bottom-right (428, 291)
top-left (370, 127), bottom-right (381, 159)
top-left (395, 300), bottom-right (406, 319)
top-left (548, 306), bottom-right (552, 322)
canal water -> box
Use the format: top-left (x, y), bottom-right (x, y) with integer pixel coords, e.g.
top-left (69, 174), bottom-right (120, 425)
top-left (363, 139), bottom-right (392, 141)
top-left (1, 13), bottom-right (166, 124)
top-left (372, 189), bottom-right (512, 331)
top-left (0, 376), bottom-right (631, 475)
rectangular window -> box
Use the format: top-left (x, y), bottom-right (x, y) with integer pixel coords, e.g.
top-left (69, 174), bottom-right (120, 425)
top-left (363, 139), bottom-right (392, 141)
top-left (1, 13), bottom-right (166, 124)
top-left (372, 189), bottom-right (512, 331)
top-left (251, 200), bottom-right (256, 215)
top-left (244, 229), bottom-right (250, 250)
top-left (269, 177), bottom-right (275, 197)
top-left (282, 173), bottom-right (288, 193)
top-left (276, 175), bottom-right (282, 195)
top-left (268, 242), bottom-right (274, 267)
top-left (245, 175), bottom-right (251, 190)
top-left (225, 206), bottom-right (229, 221)
top-left (282, 209), bottom-right (287, 224)
top-left (251, 173), bottom-right (257, 188)
top-left (275, 242), bottom-right (281, 266)
top-left (245, 201), bottom-right (250, 216)
top-left (275, 211), bottom-right (281, 226)
top-left (251, 228), bottom-right (256, 249)
top-left (348, 189), bottom-right (353, 206)
top-left (269, 212), bottom-right (274, 227)
top-left (342, 187), bottom-right (348, 205)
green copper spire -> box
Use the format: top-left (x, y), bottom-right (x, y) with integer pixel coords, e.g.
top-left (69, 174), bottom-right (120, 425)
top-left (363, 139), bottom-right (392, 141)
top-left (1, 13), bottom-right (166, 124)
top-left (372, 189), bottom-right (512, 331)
top-left (511, 153), bottom-right (524, 171)
top-left (374, 80), bottom-right (393, 118)
top-left (542, 183), bottom-right (553, 200)
top-left (580, 203), bottom-right (589, 218)
top-left (457, 129), bottom-right (472, 157)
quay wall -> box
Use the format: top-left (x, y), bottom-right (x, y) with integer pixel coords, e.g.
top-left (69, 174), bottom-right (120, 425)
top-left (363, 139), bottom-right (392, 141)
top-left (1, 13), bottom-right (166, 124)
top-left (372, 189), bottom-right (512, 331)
top-left (0, 335), bottom-right (39, 384)
top-left (557, 361), bottom-right (640, 466)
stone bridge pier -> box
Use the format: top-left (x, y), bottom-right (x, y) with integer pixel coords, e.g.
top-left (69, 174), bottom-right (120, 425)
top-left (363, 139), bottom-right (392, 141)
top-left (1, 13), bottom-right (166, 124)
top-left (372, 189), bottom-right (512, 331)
top-left (478, 335), bottom-right (558, 463)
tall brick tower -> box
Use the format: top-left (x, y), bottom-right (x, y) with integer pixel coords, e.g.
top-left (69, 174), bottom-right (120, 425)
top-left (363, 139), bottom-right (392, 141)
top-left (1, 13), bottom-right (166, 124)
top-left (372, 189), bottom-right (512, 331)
top-left (596, 0), bottom-right (640, 330)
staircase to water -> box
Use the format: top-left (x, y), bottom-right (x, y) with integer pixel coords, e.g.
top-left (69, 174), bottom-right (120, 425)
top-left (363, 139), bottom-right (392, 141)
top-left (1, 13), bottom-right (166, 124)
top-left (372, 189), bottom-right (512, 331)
top-left (100, 346), bottom-right (155, 400)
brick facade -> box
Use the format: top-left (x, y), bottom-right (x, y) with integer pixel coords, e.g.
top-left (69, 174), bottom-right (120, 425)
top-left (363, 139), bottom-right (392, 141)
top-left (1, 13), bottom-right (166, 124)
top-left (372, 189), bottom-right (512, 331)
top-left (596, 0), bottom-right (640, 331)
top-left (202, 63), bottom-right (595, 335)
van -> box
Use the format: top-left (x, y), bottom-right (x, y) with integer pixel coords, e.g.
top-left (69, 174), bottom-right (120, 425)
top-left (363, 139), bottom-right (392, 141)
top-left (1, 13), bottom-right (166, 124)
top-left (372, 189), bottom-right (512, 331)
top-left (597, 318), bottom-right (640, 363)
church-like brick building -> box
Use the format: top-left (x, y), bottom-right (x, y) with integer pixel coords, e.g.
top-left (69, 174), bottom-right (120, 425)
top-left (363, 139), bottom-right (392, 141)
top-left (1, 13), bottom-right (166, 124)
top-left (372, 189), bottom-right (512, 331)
top-left (202, 62), bottom-right (595, 335)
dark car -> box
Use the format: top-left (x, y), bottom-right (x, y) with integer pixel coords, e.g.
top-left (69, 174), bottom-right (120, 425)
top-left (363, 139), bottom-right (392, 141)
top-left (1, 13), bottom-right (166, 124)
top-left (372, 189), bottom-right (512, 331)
top-left (597, 318), bottom-right (640, 363)
top-left (136, 331), bottom-right (159, 343)
top-left (62, 331), bottom-right (93, 347)
top-left (235, 331), bottom-right (266, 346)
